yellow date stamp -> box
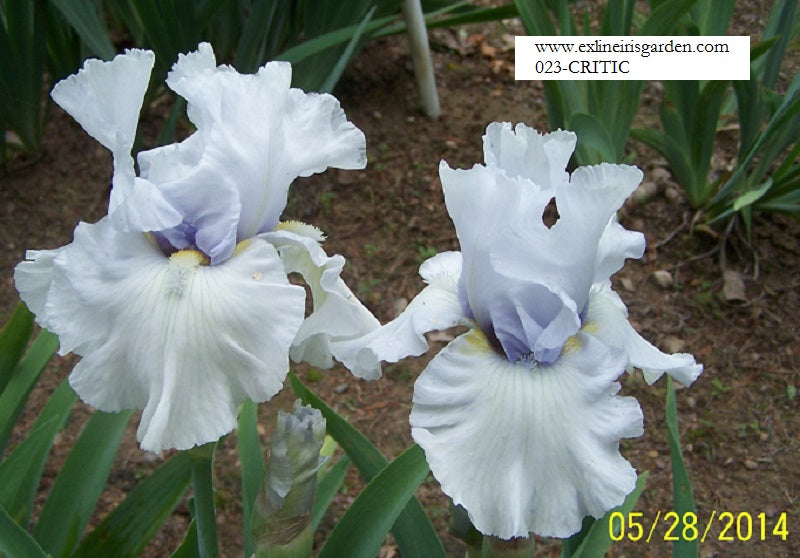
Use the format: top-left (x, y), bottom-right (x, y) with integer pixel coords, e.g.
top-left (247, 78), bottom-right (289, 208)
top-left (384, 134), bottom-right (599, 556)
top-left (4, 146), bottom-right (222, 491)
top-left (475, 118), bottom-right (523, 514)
top-left (608, 511), bottom-right (790, 543)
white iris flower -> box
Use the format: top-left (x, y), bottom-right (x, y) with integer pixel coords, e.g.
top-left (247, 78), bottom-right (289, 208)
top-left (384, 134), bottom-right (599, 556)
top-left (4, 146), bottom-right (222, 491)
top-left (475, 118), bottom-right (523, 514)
top-left (337, 123), bottom-right (702, 539)
top-left (14, 44), bottom-right (379, 452)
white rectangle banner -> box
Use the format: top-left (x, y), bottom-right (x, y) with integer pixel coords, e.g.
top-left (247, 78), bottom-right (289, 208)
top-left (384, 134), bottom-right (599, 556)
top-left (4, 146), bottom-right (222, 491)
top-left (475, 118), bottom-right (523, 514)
top-left (515, 36), bottom-right (750, 80)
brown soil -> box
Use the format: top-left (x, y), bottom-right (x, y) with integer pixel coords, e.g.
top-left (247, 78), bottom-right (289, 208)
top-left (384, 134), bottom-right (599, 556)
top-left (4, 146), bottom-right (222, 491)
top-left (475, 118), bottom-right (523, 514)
top-left (1, 7), bottom-right (799, 558)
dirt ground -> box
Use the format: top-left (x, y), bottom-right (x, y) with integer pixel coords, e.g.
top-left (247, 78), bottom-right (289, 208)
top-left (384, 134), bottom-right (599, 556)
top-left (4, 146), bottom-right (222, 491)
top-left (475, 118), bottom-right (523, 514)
top-left (1, 5), bottom-right (799, 558)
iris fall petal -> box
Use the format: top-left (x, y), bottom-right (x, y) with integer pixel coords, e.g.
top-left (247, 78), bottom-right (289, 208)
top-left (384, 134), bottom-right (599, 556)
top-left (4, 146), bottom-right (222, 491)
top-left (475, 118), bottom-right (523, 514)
top-left (410, 329), bottom-right (643, 539)
top-left (19, 219), bottom-right (305, 452)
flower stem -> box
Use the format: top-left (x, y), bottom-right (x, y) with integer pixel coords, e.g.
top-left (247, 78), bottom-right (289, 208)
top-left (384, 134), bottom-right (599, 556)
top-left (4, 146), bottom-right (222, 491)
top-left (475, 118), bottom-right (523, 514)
top-left (481, 536), bottom-right (534, 558)
top-left (188, 442), bottom-right (219, 558)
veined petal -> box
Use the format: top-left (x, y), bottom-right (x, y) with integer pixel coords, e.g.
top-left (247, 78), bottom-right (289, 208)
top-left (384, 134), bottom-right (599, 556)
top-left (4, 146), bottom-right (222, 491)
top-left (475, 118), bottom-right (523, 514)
top-left (482, 122), bottom-right (575, 187)
top-left (585, 283), bottom-right (702, 386)
top-left (33, 219), bottom-right (305, 452)
top-left (164, 42), bottom-right (219, 128)
top-left (262, 226), bottom-right (380, 379)
top-left (441, 160), bottom-right (581, 362)
top-left (50, 49), bottom-right (182, 233)
top-left (410, 329), bottom-right (643, 539)
top-left (333, 251), bottom-right (467, 379)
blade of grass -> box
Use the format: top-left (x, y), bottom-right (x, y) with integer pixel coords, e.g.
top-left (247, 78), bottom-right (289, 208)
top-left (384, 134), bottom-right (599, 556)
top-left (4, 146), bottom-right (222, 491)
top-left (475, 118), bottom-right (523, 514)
top-left (319, 6), bottom-right (375, 93)
top-left (0, 503), bottom-right (48, 558)
top-left (569, 472), bottom-right (649, 558)
top-left (666, 376), bottom-right (697, 558)
top-left (237, 399), bottom-right (264, 558)
top-left (312, 454), bottom-right (350, 531)
top-left (637, 0), bottom-right (699, 35)
top-left (277, 15), bottom-right (394, 66)
top-left (0, 303), bottom-right (34, 394)
top-left (759, 0), bottom-right (798, 89)
top-left (73, 453), bottom-right (192, 558)
top-left (33, 409), bottom-right (133, 557)
top-left (318, 444), bottom-right (430, 558)
top-left (234, 0), bottom-right (280, 73)
top-left (0, 330), bottom-right (59, 454)
top-left (169, 519), bottom-right (199, 558)
top-left (49, 0), bottom-right (116, 59)
top-left (0, 380), bottom-right (75, 526)
top-left (514, 0), bottom-right (556, 35)
top-left (0, 0), bottom-right (47, 153)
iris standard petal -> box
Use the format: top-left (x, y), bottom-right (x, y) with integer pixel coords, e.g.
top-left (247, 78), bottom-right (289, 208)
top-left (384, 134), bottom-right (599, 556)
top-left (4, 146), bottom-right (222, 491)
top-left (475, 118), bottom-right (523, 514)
top-left (18, 219), bottom-right (306, 452)
top-left (138, 43), bottom-right (366, 262)
top-left (584, 283), bottom-right (702, 386)
top-left (332, 251), bottom-right (466, 378)
top-left (482, 122), bottom-right (576, 187)
top-left (261, 225), bottom-right (381, 379)
top-left (50, 49), bottom-right (182, 233)
top-left (494, 163), bottom-right (643, 315)
top-left (410, 328), bottom-right (643, 539)
top-left (50, 49), bottom-right (152, 165)
top-left (440, 161), bottom-right (554, 334)
top-left (594, 216), bottom-right (645, 285)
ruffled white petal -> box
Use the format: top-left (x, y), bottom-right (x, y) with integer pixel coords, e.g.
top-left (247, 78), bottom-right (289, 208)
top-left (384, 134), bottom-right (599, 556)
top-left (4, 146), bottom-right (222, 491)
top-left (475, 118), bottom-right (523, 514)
top-left (261, 226), bottom-right (381, 379)
top-left (50, 49), bottom-right (182, 233)
top-left (14, 248), bottom-right (61, 328)
top-left (285, 87), bottom-right (368, 176)
top-left (410, 329), bottom-right (643, 539)
top-left (333, 251), bottom-right (466, 378)
top-left (594, 216), bottom-right (645, 284)
top-left (482, 122), bottom-right (576, 187)
top-left (50, 49), bottom-right (153, 163)
top-left (31, 219), bottom-right (305, 452)
top-left (585, 283), bottom-right (702, 386)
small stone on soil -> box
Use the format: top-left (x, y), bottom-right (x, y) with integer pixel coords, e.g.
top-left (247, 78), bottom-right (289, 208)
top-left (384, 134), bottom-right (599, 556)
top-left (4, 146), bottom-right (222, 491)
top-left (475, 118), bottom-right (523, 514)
top-left (633, 181), bottom-right (658, 204)
top-left (651, 269), bottom-right (673, 288)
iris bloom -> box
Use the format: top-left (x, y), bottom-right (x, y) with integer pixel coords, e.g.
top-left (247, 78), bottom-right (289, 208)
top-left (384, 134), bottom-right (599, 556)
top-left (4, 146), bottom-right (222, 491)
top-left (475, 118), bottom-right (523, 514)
top-left (338, 123), bottom-right (702, 539)
top-left (14, 44), bottom-right (378, 452)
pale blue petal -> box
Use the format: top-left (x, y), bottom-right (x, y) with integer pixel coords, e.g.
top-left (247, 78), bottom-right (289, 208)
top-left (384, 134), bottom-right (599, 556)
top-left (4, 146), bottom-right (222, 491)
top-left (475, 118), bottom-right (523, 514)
top-left (493, 163), bottom-right (643, 317)
top-left (594, 216), bottom-right (645, 284)
top-left (14, 248), bottom-right (61, 329)
top-left (139, 44), bottom-right (366, 261)
top-left (440, 162), bottom-right (554, 354)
